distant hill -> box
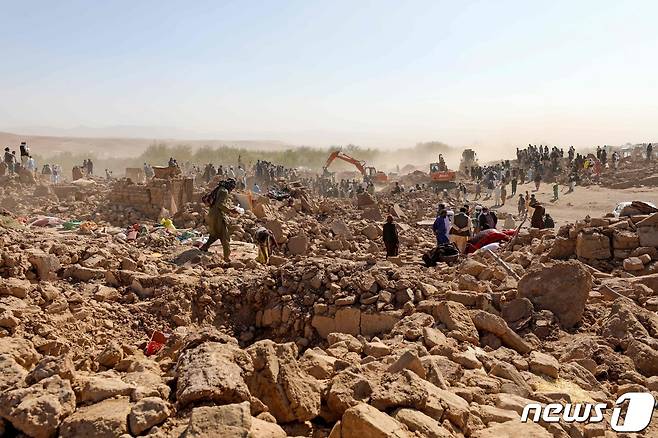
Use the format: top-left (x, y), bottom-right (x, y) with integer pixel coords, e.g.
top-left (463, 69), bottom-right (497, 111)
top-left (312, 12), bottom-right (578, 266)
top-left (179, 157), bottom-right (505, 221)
top-left (0, 131), bottom-right (295, 158)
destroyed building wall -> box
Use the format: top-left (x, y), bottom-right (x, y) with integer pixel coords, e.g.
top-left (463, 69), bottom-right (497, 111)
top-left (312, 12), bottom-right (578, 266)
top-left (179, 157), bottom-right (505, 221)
top-left (109, 177), bottom-right (196, 218)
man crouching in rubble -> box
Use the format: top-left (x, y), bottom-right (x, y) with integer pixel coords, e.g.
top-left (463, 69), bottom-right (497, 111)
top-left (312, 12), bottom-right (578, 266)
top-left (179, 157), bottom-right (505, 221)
top-left (200, 178), bottom-right (238, 261)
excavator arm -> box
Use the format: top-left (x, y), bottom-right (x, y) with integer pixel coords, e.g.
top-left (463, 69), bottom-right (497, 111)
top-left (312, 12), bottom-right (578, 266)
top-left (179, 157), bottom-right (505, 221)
top-left (323, 151), bottom-right (367, 177)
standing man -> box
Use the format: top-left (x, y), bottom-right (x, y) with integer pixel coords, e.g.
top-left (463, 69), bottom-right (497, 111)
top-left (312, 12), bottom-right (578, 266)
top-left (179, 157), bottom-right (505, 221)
top-left (27, 156), bottom-right (36, 176)
top-left (19, 142), bottom-right (29, 167)
top-left (533, 171), bottom-right (542, 191)
top-left (449, 207), bottom-right (471, 253)
top-left (4, 147), bottom-right (15, 174)
top-left (200, 179), bottom-right (238, 261)
top-left (517, 194), bottom-right (526, 216)
top-left (433, 209), bottom-right (450, 245)
top-left (511, 176), bottom-right (518, 196)
top-left (648, 143), bottom-right (653, 162)
top-left (382, 215), bottom-right (399, 258)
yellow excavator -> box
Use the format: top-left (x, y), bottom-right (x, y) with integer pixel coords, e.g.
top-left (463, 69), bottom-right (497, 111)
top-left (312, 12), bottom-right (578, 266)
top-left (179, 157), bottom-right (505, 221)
top-left (323, 150), bottom-right (388, 184)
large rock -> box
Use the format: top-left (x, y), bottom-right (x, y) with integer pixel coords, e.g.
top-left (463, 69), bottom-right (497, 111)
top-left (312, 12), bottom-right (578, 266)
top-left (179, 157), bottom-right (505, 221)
top-left (637, 214), bottom-right (658, 247)
top-left (184, 402), bottom-right (252, 438)
top-left (394, 408), bottom-right (451, 438)
top-left (623, 257), bottom-right (644, 271)
top-left (361, 224), bottom-right (382, 241)
top-left (335, 307), bottom-right (361, 336)
top-left (129, 397), bottom-right (170, 435)
top-left (264, 219), bottom-right (285, 244)
top-left (638, 226), bottom-right (658, 247)
top-left (529, 351), bottom-right (559, 378)
top-left (391, 313), bottom-right (434, 341)
top-left (340, 403), bottom-right (410, 438)
top-left (250, 416), bottom-right (287, 437)
top-left (330, 219), bottom-right (352, 238)
top-left (362, 207), bottom-right (383, 221)
top-left (63, 264), bottom-right (105, 282)
top-left (548, 237), bottom-right (575, 259)
top-left (361, 311), bottom-right (402, 337)
top-left (501, 298), bottom-right (533, 331)
top-left (601, 298), bottom-right (651, 345)
top-left (300, 348), bottom-right (337, 379)
top-left (370, 370), bottom-right (428, 412)
top-left (27, 251), bottom-right (61, 281)
top-left (287, 234), bottom-right (309, 255)
top-left (626, 340), bottom-right (658, 377)
top-left (613, 230), bottom-right (640, 250)
top-left (575, 232), bottom-right (611, 259)
top-left (76, 372), bottom-right (134, 403)
top-left (326, 371), bottom-right (374, 419)
top-left (0, 337), bottom-right (40, 368)
top-left (435, 301), bottom-right (479, 344)
top-left (0, 376), bottom-right (76, 438)
top-left (356, 193), bottom-right (377, 207)
top-left (245, 340), bottom-right (321, 423)
top-left (176, 341), bottom-right (253, 407)
top-left (60, 397), bottom-right (131, 438)
top-left (470, 310), bottom-right (531, 354)
top-left (459, 259), bottom-right (487, 277)
top-left (0, 353), bottom-right (27, 391)
top-left (27, 354), bottom-right (75, 385)
top-left (518, 261), bottom-right (592, 328)
top-left (0, 278), bottom-right (32, 298)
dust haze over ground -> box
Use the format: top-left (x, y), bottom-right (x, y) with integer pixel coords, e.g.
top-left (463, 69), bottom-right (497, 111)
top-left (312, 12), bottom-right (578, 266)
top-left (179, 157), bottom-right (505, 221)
top-left (0, 129), bottom-right (482, 175)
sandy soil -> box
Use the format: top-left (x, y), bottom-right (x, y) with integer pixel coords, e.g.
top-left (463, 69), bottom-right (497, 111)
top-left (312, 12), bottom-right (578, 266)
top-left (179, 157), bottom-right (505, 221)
top-left (484, 181), bottom-right (658, 227)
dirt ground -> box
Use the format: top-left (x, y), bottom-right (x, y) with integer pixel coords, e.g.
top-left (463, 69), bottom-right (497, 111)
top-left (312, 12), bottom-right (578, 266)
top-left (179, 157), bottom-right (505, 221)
top-left (490, 181), bottom-right (658, 227)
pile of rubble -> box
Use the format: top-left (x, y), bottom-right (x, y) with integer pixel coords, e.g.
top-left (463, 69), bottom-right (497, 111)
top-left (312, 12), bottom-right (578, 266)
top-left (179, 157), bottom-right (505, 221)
top-left (600, 161), bottom-right (658, 189)
top-left (547, 209), bottom-right (658, 277)
top-left (2, 182), bottom-right (658, 437)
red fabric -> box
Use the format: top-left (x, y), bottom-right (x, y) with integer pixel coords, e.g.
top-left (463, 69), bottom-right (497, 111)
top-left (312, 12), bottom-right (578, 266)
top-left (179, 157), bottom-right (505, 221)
top-left (145, 341), bottom-right (164, 356)
top-left (466, 229), bottom-right (514, 254)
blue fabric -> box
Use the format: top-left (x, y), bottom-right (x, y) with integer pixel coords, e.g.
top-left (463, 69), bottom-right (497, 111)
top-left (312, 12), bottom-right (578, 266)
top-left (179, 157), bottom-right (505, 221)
top-left (433, 216), bottom-right (449, 244)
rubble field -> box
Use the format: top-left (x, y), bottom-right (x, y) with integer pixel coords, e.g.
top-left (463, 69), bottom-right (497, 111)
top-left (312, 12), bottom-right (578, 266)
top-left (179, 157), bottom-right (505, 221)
top-left (2, 176), bottom-right (658, 438)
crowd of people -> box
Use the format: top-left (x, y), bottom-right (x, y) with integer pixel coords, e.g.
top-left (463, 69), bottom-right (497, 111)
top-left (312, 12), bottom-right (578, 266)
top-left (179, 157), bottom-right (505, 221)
top-left (1, 142), bottom-right (37, 177)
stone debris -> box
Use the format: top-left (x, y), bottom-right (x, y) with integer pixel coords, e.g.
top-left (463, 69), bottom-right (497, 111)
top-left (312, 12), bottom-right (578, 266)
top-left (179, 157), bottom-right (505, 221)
top-left (1, 176), bottom-right (658, 438)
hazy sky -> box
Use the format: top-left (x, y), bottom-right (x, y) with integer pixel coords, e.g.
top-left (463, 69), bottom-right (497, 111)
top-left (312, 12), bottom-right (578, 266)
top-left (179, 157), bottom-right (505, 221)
top-left (1, 0), bottom-right (657, 152)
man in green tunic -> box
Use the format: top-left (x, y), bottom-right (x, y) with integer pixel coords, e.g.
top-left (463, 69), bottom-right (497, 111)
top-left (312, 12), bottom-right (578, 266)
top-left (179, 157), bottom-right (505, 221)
top-left (201, 179), bottom-right (237, 261)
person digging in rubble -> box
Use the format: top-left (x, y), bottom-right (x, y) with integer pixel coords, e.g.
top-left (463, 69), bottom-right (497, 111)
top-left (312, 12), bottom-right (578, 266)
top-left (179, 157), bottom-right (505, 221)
top-left (200, 178), bottom-right (238, 261)
top-left (255, 226), bottom-right (277, 264)
top-left (382, 215), bottom-right (399, 258)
